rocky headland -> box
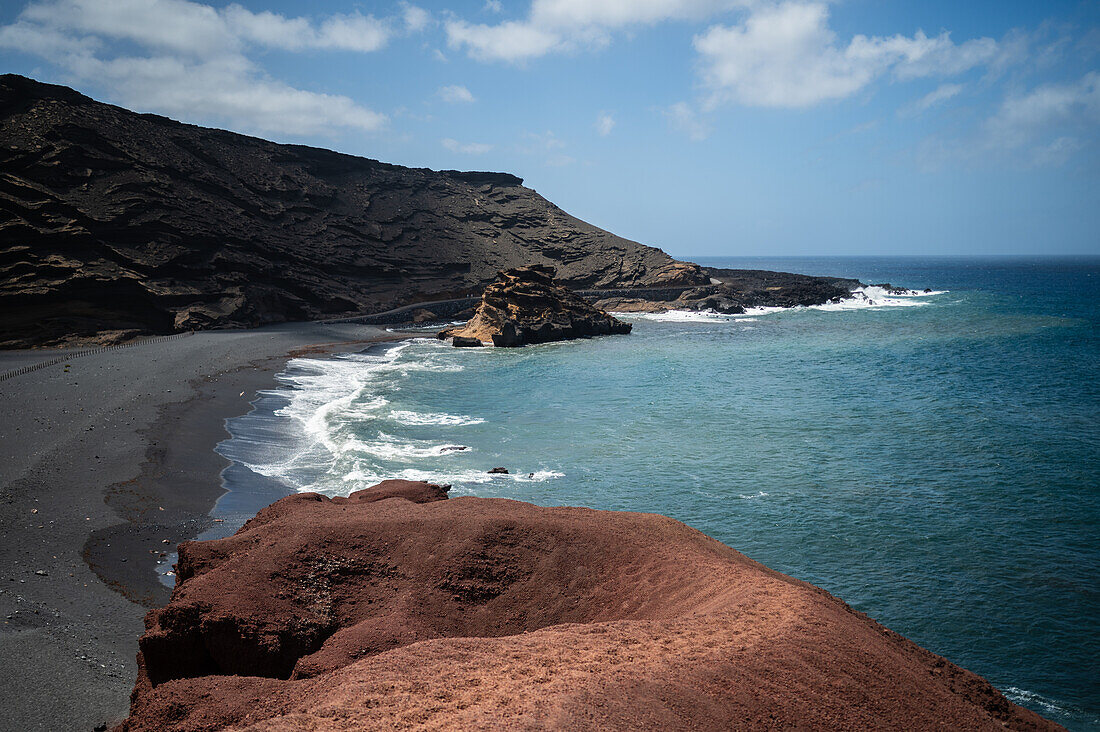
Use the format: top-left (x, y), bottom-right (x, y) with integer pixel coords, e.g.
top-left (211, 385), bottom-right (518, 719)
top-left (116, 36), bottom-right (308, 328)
top-left (438, 264), bottom-right (631, 346)
top-left (118, 479), bottom-right (1057, 731)
top-left (0, 74), bottom-right (706, 348)
top-left (593, 267), bottom-right (864, 315)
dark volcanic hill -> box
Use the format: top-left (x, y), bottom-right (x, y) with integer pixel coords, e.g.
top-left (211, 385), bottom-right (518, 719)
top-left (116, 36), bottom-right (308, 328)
top-left (0, 75), bottom-right (706, 348)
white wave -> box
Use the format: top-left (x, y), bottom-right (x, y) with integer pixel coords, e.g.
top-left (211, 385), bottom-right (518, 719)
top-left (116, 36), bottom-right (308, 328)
top-left (512, 470), bottom-right (566, 482)
top-left (614, 310), bottom-right (745, 323)
top-left (803, 286), bottom-right (947, 312)
top-left (391, 467), bottom-right (499, 485)
top-left (1002, 687), bottom-right (1074, 718)
top-left (344, 433), bottom-right (471, 460)
top-left (621, 287), bottom-right (947, 322)
top-left (738, 491), bottom-right (769, 499)
top-left (388, 410), bottom-right (485, 426)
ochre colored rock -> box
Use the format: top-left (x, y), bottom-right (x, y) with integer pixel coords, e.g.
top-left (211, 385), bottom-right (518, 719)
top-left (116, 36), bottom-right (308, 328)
top-left (439, 264), bottom-right (631, 347)
top-left (119, 481), bottom-right (1057, 731)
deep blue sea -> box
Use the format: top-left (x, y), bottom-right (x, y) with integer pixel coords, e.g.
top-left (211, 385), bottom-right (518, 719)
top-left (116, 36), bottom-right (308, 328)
top-left (212, 256), bottom-right (1099, 729)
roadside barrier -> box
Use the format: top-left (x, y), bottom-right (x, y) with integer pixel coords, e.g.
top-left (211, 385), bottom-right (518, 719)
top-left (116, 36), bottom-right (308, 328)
top-left (0, 330), bottom-right (194, 383)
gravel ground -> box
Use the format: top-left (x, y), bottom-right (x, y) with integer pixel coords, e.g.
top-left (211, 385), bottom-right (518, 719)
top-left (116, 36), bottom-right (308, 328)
top-left (0, 322), bottom-right (409, 732)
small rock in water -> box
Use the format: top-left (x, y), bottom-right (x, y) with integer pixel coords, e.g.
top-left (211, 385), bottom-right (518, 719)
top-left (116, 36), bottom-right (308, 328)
top-left (439, 445), bottom-right (468, 453)
top-left (488, 467), bottom-right (509, 474)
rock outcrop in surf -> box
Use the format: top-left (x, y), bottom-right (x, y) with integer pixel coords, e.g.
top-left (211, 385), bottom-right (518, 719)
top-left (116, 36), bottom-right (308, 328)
top-left (0, 75), bottom-right (706, 348)
top-left (594, 267), bottom-right (862, 314)
top-left (119, 480), bottom-right (1057, 731)
top-left (438, 264), bottom-right (631, 346)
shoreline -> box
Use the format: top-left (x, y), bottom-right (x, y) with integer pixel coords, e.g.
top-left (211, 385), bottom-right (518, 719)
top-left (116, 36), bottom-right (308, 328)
top-left (0, 322), bottom-right (415, 731)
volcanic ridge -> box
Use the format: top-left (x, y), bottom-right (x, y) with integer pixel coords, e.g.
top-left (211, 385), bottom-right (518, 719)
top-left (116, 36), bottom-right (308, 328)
top-left (0, 74), bottom-right (705, 348)
top-left (120, 480), bottom-right (1058, 731)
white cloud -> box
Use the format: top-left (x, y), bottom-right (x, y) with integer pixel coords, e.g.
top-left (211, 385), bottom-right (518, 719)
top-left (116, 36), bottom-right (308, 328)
top-left (438, 84), bottom-right (476, 103)
top-left (445, 18), bottom-right (566, 62)
top-left (986, 72), bottom-right (1100, 149)
top-left (446, 0), bottom-right (750, 63)
top-left (522, 130), bottom-right (567, 151)
top-left (918, 72), bottom-right (1099, 170)
top-left (484, 0), bottom-right (503, 12)
top-left (442, 138), bottom-right (493, 154)
top-left (224, 6), bottom-right (390, 53)
top-left (0, 0), bottom-right (396, 136)
top-left (663, 101), bottom-right (710, 141)
top-left (529, 0), bottom-right (744, 29)
top-left (596, 111), bottom-right (615, 136)
top-left (694, 1), bottom-right (996, 108)
top-left (401, 3), bottom-right (430, 33)
top-left (901, 83), bottom-right (963, 116)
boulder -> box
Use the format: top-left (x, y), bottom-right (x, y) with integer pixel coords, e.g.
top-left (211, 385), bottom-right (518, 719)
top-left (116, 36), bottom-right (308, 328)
top-left (440, 265), bottom-right (631, 347)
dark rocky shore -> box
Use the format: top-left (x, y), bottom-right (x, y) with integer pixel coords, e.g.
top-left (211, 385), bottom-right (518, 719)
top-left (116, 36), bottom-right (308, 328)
top-left (119, 480), bottom-right (1058, 731)
top-left (0, 74), bottom-right (705, 349)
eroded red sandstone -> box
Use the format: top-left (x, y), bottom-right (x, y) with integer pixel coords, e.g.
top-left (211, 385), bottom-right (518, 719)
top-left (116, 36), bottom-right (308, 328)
top-left (120, 481), bottom-right (1058, 731)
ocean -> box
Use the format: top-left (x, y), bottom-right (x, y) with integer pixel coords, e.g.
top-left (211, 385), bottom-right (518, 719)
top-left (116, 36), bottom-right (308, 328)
top-left (206, 256), bottom-right (1099, 729)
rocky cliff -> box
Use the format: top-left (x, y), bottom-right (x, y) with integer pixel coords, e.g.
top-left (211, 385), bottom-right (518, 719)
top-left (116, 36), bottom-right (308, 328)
top-left (439, 264), bottom-right (631, 346)
top-left (0, 75), bottom-right (706, 348)
top-left (119, 480), bottom-right (1058, 731)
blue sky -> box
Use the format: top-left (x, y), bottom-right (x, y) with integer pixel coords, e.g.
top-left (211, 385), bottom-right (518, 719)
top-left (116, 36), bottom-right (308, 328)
top-left (1, 0), bottom-right (1098, 256)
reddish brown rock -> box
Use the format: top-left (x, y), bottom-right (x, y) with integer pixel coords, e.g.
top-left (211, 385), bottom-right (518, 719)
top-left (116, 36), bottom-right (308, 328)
top-left (439, 264), bottom-right (631, 346)
top-left (120, 482), bottom-right (1058, 731)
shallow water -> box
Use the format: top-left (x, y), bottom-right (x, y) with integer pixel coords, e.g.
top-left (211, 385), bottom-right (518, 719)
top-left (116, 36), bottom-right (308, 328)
top-left (214, 256), bottom-right (1099, 729)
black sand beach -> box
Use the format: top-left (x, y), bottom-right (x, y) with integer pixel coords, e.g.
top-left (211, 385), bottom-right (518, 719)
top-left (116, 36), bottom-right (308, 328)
top-left (0, 322), bottom-right (408, 731)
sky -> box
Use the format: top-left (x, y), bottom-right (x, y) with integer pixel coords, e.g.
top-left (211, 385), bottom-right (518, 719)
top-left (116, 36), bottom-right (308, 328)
top-left (1, 0), bottom-right (1098, 257)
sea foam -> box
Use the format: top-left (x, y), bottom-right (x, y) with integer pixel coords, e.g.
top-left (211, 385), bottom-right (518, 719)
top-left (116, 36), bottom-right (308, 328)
top-left (617, 287), bottom-right (947, 322)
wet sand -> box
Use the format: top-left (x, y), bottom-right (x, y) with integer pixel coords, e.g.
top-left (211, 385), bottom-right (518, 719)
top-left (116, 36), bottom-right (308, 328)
top-left (0, 322), bottom-right (410, 731)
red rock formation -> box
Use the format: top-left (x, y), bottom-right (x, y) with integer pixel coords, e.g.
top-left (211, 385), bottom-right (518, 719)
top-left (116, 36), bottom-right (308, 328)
top-left (120, 481), bottom-right (1058, 731)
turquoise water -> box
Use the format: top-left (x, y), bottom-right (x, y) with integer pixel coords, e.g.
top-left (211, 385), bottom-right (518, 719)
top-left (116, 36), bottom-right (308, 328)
top-left (217, 256), bottom-right (1099, 729)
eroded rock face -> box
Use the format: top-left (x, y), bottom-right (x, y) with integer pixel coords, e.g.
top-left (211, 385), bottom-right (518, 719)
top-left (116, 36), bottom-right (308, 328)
top-left (120, 480), bottom-right (1058, 732)
top-left (0, 75), bottom-right (707, 347)
top-left (439, 264), bottom-right (631, 347)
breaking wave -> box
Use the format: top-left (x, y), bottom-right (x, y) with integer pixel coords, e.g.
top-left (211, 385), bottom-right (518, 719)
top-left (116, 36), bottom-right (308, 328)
top-left (616, 286), bottom-right (947, 322)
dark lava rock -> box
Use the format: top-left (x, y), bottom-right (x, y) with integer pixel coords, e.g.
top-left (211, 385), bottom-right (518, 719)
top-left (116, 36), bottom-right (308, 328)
top-left (118, 480), bottom-right (1058, 731)
top-left (0, 74), bottom-right (708, 348)
top-left (451, 336), bottom-right (483, 348)
top-left (439, 264), bottom-right (631, 347)
top-left (487, 467), bottom-right (509, 474)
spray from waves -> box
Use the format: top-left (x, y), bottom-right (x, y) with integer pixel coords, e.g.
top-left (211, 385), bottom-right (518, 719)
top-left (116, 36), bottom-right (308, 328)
top-left (389, 410), bottom-right (485, 426)
top-left (513, 470), bottom-right (566, 482)
top-left (614, 310), bottom-right (753, 323)
top-left (617, 287), bottom-right (947, 322)
top-left (1002, 687), bottom-right (1093, 726)
top-left (343, 433), bottom-right (471, 460)
top-left (218, 338), bottom-right (564, 497)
